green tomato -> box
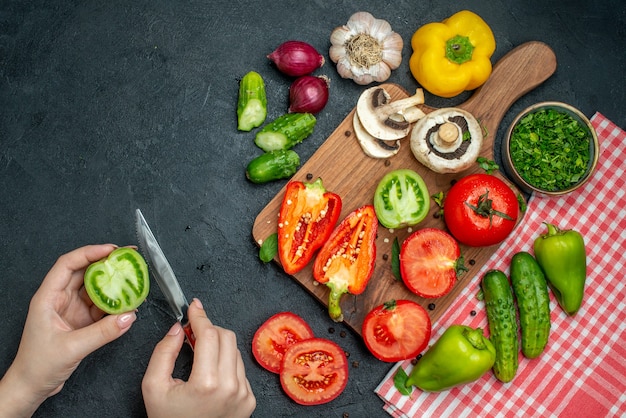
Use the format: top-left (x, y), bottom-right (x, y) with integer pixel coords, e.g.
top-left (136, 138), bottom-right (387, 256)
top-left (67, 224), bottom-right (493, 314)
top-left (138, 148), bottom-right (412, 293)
top-left (84, 247), bottom-right (150, 314)
top-left (373, 169), bottom-right (430, 229)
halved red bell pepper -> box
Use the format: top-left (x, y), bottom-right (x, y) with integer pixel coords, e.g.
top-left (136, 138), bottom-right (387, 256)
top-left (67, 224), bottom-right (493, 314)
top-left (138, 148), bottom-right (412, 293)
top-left (313, 205), bottom-right (378, 322)
top-left (278, 178), bottom-right (342, 275)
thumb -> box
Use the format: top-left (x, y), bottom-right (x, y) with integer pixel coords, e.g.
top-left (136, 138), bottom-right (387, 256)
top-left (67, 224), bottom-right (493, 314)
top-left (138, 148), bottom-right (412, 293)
top-left (143, 322), bottom-right (185, 384)
top-left (68, 312), bottom-right (136, 359)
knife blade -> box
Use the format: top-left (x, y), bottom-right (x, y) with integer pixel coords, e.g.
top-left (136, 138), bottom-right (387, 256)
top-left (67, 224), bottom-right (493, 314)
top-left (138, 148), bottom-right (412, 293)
top-left (135, 208), bottom-right (196, 349)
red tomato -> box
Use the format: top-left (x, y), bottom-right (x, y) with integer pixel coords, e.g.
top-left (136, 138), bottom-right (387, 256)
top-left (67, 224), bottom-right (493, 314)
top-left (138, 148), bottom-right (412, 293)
top-left (362, 300), bottom-right (431, 362)
top-left (280, 338), bottom-right (348, 405)
top-left (400, 228), bottom-right (460, 298)
top-left (252, 312), bottom-right (314, 374)
top-left (444, 174), bottom-right (519, 247)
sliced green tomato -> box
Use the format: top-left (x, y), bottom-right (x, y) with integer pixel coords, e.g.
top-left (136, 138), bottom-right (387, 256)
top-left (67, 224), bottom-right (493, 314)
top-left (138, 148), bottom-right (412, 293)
top-left (84, 247), bottom-right (150, 314)
top-left (374, 169), bottom-right (430, 229)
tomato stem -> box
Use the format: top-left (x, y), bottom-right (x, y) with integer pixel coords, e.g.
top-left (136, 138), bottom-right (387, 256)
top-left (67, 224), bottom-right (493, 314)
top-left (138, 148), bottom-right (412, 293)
top-left (464, 189), bottom-right (513, 227)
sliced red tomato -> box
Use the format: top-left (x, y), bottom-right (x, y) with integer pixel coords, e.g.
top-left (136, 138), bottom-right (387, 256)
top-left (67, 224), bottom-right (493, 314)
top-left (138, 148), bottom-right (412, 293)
top-left (280, 338), bottom-right (348, 405)
top-left (400, 228), bottom-right (460, 298)
top-left (278, 178), bottom-right (342, 275)
top-left (444, 173), bottom-right (519, 247)
top-left (252, 312), bottom-right (315, 374)
top-left (362, 300), bottom-right (431, 362)
top-left (313, 205), bottom-right (378, 322)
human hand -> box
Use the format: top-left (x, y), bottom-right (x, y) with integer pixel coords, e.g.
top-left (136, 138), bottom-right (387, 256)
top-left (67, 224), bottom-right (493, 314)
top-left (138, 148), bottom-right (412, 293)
top-left (142, 298), bottom-right (256, 418)
top-left (0, 244), bottom-right (137, 417)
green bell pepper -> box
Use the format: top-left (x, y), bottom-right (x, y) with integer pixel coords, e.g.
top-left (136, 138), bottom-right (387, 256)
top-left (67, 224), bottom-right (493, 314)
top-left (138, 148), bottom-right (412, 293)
top-left (405, 324), bottom-right (496, 392)
top-left (533, 222), bottom-right (587, 316)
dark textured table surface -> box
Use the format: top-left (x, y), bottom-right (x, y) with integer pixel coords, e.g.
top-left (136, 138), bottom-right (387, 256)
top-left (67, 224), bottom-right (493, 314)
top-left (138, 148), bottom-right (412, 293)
top-left (1, 1), bottom-right (624, 417)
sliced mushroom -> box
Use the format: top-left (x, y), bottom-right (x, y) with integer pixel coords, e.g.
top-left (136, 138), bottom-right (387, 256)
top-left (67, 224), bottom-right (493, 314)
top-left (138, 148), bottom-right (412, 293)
top-left (353, 111), bottom-right (400, 158)
top-left (356, 86), bottom-right (426, 141)
top-left (410, 108), bottom-right (483, 173)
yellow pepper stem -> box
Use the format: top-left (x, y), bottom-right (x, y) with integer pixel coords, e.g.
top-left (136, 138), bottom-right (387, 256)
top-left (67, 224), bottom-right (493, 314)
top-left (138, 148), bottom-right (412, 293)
top-left (445, 35), bottom-right (474, 64)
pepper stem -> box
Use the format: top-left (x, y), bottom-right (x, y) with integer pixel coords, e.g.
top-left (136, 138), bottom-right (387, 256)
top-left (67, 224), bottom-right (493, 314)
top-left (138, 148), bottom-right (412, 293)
top-left (445, 35), bottom-right (474, 65)
top-left (544, 222), bottom-right (561, 237)
top-left (326, 284), bottom-right (346, 323)
top-left (463, 327), bottom-right (487, 350)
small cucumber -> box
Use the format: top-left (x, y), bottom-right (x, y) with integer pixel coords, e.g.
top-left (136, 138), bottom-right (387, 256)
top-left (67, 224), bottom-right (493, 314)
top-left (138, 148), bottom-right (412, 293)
top-left (255, 112), bottom-right (316, 151)
top-left (246, 149), bottom-right (300, 184)
top-left (510, 252), bottom-right (551, 359)
top-left (481, 269), bottom-right (519, 383)
top-left (237, 71), bottom-right (267, 131)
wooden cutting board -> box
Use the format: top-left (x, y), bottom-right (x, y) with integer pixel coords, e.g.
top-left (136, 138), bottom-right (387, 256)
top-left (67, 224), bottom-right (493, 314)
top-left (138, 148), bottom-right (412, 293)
top-left (252, 41), bottom-right (557, 335)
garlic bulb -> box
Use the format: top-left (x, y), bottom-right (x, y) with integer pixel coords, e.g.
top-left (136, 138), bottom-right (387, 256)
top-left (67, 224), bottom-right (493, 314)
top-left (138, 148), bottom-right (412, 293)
top-left (330, 12), bottom-right (403, 85)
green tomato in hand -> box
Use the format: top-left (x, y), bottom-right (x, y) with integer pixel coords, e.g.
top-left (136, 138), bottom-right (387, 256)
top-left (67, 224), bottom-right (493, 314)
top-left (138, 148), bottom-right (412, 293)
top-left (84, 247), bottom-right (150, 314)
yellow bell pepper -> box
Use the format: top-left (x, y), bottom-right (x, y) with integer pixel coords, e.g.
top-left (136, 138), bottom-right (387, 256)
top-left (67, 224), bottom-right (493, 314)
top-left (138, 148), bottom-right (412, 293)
top-left (409, 10), bottom-right (496, 98)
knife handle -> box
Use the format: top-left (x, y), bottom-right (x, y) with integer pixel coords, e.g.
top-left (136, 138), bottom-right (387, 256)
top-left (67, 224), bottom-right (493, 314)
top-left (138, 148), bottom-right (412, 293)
top-left (182, 322), bottom-right (196, 350)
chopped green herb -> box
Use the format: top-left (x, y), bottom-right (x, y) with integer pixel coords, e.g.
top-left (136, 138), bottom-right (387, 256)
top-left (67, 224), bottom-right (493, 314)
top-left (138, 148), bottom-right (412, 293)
top-left (430, 191), bottom-right (445, 217)
top-left (516, 193), bottom-right (527, 213)
top-left (259, 233), bottom-right (278, 263)
top-left (431, 191), bottom-right (444, 208)
top-left (509, 108), bottom-right (591, 191)
top-left (476, 157), bottom-right (499, 174)
top-left (456, 255), bottom-right (469, 276)
top-left (393, 367), bottom-right (413, 396)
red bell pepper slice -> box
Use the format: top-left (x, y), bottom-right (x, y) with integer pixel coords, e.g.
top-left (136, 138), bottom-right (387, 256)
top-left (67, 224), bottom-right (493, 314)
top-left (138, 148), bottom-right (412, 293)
top-left (313, 205), bottom-right (378, 322)
top-left (278, 178), bottom-right (342, 275)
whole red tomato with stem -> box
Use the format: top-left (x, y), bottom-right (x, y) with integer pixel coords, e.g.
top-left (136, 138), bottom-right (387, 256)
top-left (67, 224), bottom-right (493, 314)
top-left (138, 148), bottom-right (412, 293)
top-left (444, 174), bottom-right (519, 247)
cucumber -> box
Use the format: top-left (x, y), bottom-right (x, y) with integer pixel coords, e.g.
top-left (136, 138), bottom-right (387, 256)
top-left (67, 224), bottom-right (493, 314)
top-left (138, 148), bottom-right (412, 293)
top-left (481, 269), bottom-right (519, 383)
top-left (246, 150), bottom-right (300, 184)
top-left (255, 112), bottom-right (316, 151)
top-left (510, 252), bottom-right (551, 359)
top-left (237, 71), bottom-right (267, 131)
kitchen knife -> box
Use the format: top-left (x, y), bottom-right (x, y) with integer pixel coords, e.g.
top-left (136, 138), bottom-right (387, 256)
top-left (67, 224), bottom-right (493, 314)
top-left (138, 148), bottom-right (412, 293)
top-left (135, 208), bottom-right (196, 349)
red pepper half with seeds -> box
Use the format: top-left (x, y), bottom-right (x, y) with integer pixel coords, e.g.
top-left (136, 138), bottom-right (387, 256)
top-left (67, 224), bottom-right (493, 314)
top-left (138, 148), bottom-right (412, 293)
top-left (313, 205), bottom-right (378, 322)
top-left (278, 178), bottom-right (342, 275)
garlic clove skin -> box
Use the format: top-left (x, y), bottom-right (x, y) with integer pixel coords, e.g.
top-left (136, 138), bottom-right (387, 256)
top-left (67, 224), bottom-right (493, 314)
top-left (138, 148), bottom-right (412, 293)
top-left (330, 26), bottom-right (352, 48)
top-left (346, 11), bottom-right (375, 33)
top-left (382, 34), bottom-right (403, 69)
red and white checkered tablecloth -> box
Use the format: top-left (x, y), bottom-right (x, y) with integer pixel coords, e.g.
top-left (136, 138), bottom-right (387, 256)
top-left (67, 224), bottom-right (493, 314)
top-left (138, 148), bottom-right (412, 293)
top-left (375, 112), bottom-right (626, 418)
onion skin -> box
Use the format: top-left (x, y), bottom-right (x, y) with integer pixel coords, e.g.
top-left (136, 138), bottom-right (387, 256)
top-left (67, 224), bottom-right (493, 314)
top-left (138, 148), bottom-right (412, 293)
top-left (268, 41), bottom-right (325, 77)
top-left (288, 75), bottom-right (330, 114)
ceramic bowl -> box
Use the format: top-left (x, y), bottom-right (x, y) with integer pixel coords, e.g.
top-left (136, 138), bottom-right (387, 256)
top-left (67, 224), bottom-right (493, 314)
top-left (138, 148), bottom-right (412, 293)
top-left (502, 101), bottom-right (599, 195)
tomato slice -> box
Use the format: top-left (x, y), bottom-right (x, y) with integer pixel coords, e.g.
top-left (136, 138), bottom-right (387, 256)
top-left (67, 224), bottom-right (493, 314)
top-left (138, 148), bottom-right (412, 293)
top-left (252, 312), bottom-right (315, 374)
top-left (280, 338), bottom-right (348, 405)
top-left (400, 228), bottom-right (460, 298)
top-left (278, 178), bottom-right (342, 275)
top-left (84, 247), bottom-right (150, 314)
top-left (373, 169), bottom-right (430, 229)
top-left (362, 300), bottom-right (431, 362)
top-left (313, 205), bottom-right (378, 322)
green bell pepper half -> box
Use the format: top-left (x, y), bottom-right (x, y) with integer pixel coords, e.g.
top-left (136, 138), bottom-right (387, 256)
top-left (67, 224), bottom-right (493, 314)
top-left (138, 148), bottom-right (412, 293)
top-left (533, 222), bottom-right (586, 316)
top-left (405, 324), bottom-right (496, 392)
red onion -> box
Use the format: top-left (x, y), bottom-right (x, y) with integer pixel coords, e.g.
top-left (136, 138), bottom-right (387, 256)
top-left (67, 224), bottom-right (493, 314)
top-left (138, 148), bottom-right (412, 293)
top-left (288, 75), bottom-right (330, 114)
top-left (268, 41), bottom-right (325, 77)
